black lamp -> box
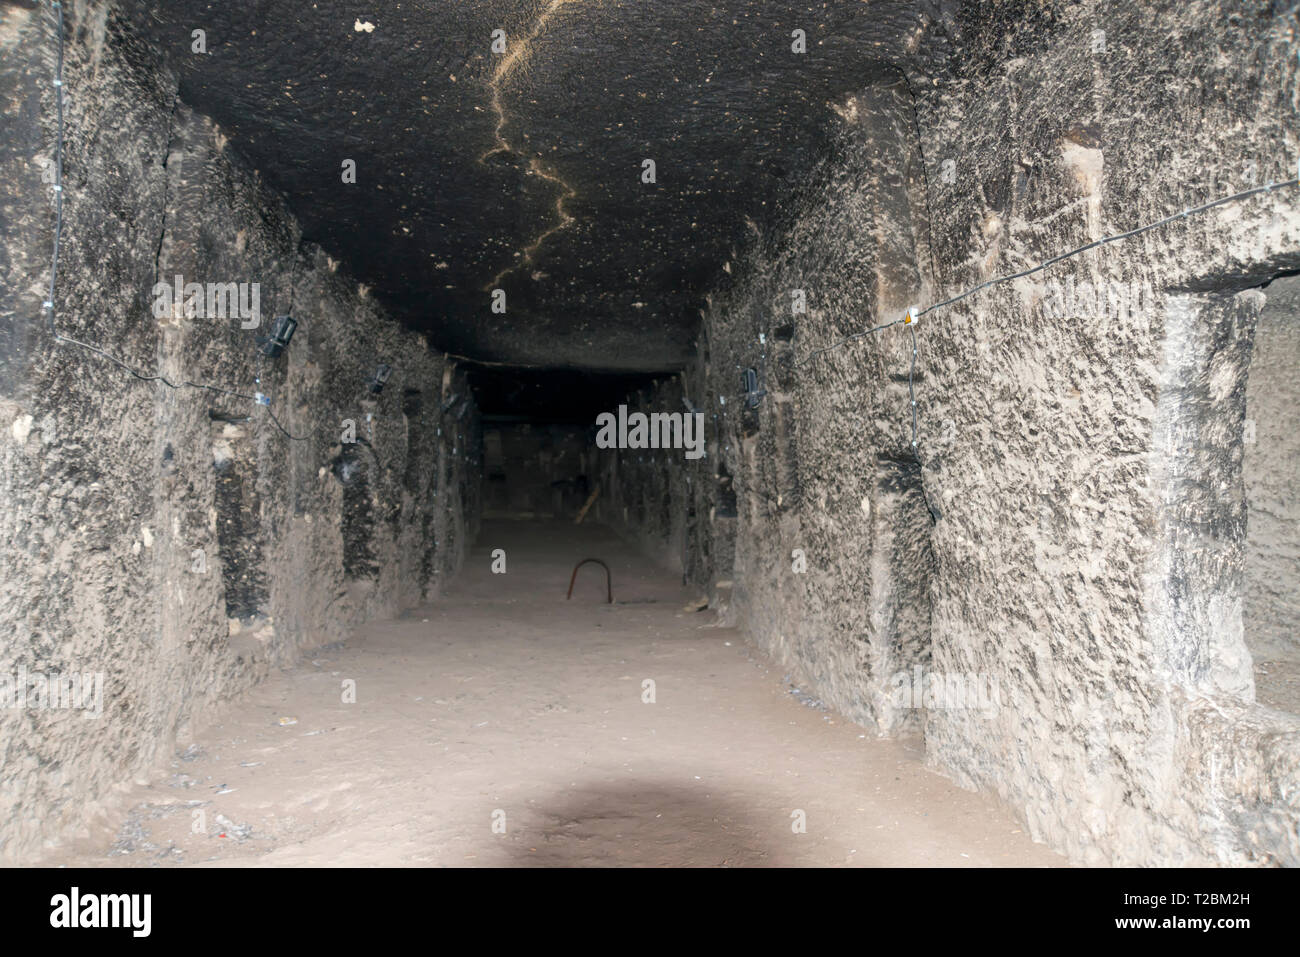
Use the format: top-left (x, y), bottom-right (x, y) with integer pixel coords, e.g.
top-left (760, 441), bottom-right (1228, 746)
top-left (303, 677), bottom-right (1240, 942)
top-left (258, 315), bottom-right (297, 358)
top-left (369, 363), bottom-right (393, 394)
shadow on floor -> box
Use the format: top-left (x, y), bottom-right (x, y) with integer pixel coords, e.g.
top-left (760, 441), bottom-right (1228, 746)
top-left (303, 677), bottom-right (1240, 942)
top-left (503, 780), bottom-right (791, 867)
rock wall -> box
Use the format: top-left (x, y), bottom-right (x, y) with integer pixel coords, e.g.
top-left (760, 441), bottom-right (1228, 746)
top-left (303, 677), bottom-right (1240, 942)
top-left (1245, 274), bottom-right (1300, 666)
top-left (598, 0), bottom-right (1300, 865)
top-left (0, 1), bottom-right (480, 863)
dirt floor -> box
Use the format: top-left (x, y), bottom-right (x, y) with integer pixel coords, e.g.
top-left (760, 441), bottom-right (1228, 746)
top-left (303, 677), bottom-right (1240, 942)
top-left (42, 521), bottom-right (1065, 867)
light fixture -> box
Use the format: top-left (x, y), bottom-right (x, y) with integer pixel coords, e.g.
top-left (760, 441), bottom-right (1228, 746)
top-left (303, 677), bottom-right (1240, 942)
top-left (258, 315), bottom-right (297, 358)
top-left (369, 363), bottom-right (393, 394)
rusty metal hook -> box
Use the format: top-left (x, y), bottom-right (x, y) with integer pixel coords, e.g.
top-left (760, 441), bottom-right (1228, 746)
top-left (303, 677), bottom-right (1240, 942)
top-left (567, 558), bottom-right (612, 604)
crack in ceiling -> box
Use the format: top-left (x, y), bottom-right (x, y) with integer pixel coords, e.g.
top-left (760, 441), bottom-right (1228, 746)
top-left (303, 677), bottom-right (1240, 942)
top-left (116, 0), bottom-right (928, 376)
top-left (481, 0), bottom-right (581, 290)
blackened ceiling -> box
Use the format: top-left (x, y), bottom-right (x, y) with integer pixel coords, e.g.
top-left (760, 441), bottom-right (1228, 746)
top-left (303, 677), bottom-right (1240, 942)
top-left (118, 0), bottom-right (925, 377)
top-left (469, 366), bottom-right (664, 420)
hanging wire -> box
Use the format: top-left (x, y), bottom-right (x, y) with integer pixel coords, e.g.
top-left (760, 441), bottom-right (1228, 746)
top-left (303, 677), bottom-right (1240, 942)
top-left (799, 317), bottom-right (906, 366)
top-left (800, 175), bottom-right (1300, 368)
top-left (798, 175), bottom-right (1299, 451)
top-left (907, 324), bottom-right (918, 449)
top-left (793, 173), bottom-right (1299, 453)
top-left (916, 178), bottom-right (1300, 321)
top-left (38, 0), bottom-right (308, 442)
top-left (37, 0), bottom-right (1298, 448)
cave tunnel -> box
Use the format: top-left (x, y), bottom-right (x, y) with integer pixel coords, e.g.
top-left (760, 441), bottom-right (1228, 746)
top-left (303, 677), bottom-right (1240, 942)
top-left (2, 0), bottom-right (1300, 900)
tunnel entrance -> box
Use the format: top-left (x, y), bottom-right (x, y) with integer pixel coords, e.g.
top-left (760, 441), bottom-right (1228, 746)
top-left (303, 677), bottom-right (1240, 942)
top-left (333, 441), bottom-right (379, 582)
top-left (868, 456), bottom-right (937, 735)
top-left (209, 414), bottom-right (269, 629)
top-left (1245, 274), bottom-right (1300, 714)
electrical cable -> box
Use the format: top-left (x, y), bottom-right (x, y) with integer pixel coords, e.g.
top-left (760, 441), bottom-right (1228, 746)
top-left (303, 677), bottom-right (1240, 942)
top-left (915, 177), bottom-right (1300, 321)
top-left (38, 0), bottom-right (1296, 447)
top-left (907, 324), bottom-right (917, 449)
top-left (800, 176), bottom-right (1300, 368)
top-left (798, 175), bottom-right (1299, 453)
top-left (38, 1), bottom-right (308, 442)
top-left (800, 317), bottom-right (905, 366)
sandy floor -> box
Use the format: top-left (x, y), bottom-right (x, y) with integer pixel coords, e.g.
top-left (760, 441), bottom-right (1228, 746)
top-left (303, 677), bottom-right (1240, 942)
top-left (44, 520), bottom-right (1064, 867)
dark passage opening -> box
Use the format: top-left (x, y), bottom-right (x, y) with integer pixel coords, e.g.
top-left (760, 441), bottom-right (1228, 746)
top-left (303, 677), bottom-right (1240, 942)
top-left (1245, 274), bottom-right (1300, 713)
top-left (209, 415), bottom-right (268, 625)
top-left (334, 441), bottom-right (379, 581)
top-left (870, 456), bottom-right (937, 735)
